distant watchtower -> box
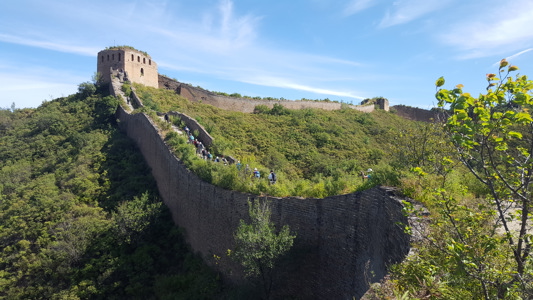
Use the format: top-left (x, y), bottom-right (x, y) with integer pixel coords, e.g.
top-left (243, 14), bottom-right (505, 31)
top-left (97, 46), bottom-right (158, 88)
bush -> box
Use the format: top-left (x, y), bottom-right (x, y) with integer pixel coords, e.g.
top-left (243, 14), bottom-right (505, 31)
top-left (253, 105), bottom-right (270, 114)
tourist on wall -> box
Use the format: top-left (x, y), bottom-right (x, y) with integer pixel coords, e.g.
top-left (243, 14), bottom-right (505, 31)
top-left (268, 170), bottom-right (277, 184)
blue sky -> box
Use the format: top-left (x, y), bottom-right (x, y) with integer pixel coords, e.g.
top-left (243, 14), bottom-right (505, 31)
top-left (2, 0), bottom-right (533, 109)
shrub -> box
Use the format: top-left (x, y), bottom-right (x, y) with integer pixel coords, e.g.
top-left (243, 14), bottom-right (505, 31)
top-left (253, 105), bottom-right (270, 114)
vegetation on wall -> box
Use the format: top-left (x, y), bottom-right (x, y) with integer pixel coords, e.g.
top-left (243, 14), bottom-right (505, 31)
top-left (133, 83), bottom-right (427, 198)
top-left (104, 45), bottom-right (150, 57)
top-left (5, 56), bottom-right (531, 299)
top-left (135, 62), bottom-right (533, 299)
top-left (231, 199), bottom-right (296, 300)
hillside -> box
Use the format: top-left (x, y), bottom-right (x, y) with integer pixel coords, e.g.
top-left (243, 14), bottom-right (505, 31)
top-left (0, 88), bottom-right (222, 299)
top-left (131, 83), bottom-right (451, 198)
top-left (0, 79), bottom-right (442, 299)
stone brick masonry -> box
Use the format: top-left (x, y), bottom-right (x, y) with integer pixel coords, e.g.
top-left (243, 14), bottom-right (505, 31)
top-left (115, 104), bottom-right (411, 299)
top-left (158, 75), bottom-right (385, 114)
top-left (98, 48), bottom-right (158, 88)
top-left (103, 47), bottom-right (412, 299)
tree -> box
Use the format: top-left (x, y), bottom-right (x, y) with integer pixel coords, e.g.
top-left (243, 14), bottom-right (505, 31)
top-left (430, 59), bottom-right (533, 298)
top-left (232, 198), bottom-right (296, 299)
top-left (77, 81), bottom-right (96, 98)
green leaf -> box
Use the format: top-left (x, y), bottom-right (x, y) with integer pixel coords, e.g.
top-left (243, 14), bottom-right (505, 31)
top-left (436, 76), bottom-right (446, 87)
top-left (508, 131), bottom-right (523, 139)
top-left (515, 112), bottom-right (533, 123)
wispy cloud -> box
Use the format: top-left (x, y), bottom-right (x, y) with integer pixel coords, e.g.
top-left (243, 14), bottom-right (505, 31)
top-left (506, 48), bottom-right (533, 61)
top-left (378, 0), bottom-right (452, 28)
top-left (215, 0), bottom-right (261, 49)
top-left (0, 33), bottom-right (98, 56)
top-left (239, 75), bottom-right (366, 100)
top-left (343, 0), bottom-right (378, 16)
top-left (440, 1), bottom-right (533, 59)
top-left (0, 0), bottom-right (374, 104)
top-left (0, 65), bottom-right (83, 108)
top-left (489, 48), bottom-right (533, 67)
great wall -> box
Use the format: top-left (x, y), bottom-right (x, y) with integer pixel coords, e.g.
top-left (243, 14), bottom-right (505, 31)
top-left (99, 47), bottom-right (422, 299)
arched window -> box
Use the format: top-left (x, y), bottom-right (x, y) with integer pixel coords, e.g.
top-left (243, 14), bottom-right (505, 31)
top-left (107, 54), bottom-right (109, 61)
top-left (118, 53), bottom-right (121, 61)
top-left (137, 56), bottom-right (140, 62)
top-left (140, 68), bottom-right (144, 76)
top-left (143, 57), bottom-right (146, 64)
top-left (131, 54), bottom-right (134, 61)
top-left (149, 59), bottom-right (151, 65)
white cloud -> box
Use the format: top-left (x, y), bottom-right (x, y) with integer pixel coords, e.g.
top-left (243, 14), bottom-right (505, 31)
top-left (0, 74), bottom-right (79, 109)
top-left (0, 60), bottom-right (86, 108)
top-left (440, 1), bottom-right (533, 59)
top-left (239, 75), bottom-right (366, 100)
top-left (0, 0), bottom-right (374, 105)
top-left (343, 0), bottom-right (378, 16)
top-left (0, 33), bottom-right (98, 56)
top-left (378, 0), bottom-right (452, 28)
top-left (506, 48), bottom-right (533, 62)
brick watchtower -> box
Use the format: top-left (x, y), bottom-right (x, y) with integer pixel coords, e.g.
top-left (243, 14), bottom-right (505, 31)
top-left (97, 46), bottom-right (158, 88)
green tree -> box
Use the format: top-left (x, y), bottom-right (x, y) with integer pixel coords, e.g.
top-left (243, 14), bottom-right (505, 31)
top-left (426, 59), bottom-right (533, 298)
top-left (232, 198), bottom-right (296, 299)
top-left (77, 81), bottom-right (96, 98)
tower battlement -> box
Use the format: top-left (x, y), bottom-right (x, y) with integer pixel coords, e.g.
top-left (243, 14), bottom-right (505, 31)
top-left (97, 47), bottom-right (158, 88)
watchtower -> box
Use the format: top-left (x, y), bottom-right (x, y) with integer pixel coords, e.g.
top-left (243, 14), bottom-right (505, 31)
top-left (97, 46), bottom-right (158, 88)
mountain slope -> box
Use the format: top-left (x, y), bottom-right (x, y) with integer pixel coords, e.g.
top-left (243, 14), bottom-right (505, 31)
top-left (0, 89), bottom-right (221, 299)
top-left (133, 83), bottom-right (446, 197)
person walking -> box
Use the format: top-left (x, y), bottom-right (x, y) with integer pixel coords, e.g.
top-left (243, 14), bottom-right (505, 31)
top-left (268, 170), bottom-right (277, 184)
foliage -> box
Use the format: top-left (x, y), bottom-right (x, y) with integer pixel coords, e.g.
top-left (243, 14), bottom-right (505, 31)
top-left (232, 199), bottom-right (296, 299)
top-left (392, 60), bottom-right (533, 299)
top-left (121, 81), bottom-right (132, 98)
top-left (104, 45), bottom-right (150, 57)
top-left (0, 91), bottom-right (222, 299)
top-left (133, 83), bottom-right (430, 197)
top-left (77, 81), bottom-right (96, 98)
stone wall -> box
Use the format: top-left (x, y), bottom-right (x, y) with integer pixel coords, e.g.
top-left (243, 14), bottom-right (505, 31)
top-left (159, 75), bottom-right (385, 114)
top-left (157, 111), bottom-right (214, 147)
top-left (108, 69), bottom-right (144, 108)
top-left (391, 105), bottom-right (444, 123)
top-left (115, 103), bottom-right (411, 299)
top-left (98, 48), bottom-right (158, 88)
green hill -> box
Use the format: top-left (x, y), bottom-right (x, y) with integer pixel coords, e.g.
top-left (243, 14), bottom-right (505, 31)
top-left (0, 88), bottom-right (221, 299)
top-left (132, 83), bottom-right (449, 197)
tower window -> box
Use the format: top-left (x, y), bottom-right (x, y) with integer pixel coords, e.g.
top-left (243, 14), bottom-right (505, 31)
top-left (112, 54), bottom-right (115, 60)
top-left (107, 54), bottom-right (109, 61)
top-left (131, 54), bottom-right (134, 61)
top-left (118, 53), bottom-right (121, 61)
top-left (143, 57), bottom-right (146, 64)
top-left (149, 59), bottom-right (151, 65)
top-left (140, 68), bottom-right (144, 76)
top-left (101, 56), bottom-right (104, 62)
top-left (138, 56), bottom-right (140, 62)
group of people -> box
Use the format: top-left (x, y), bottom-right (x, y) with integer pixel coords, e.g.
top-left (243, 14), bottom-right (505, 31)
top-left (176, 121), bottom-right (375, 188)
top-left (182, 125), bottom-right (277, 184)
top-left (236, 161), bottom-right (277, 184)
top-left (184, 125), bottom-right (231, 165)
top-left (181, 125), bottom-right (375, 187)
